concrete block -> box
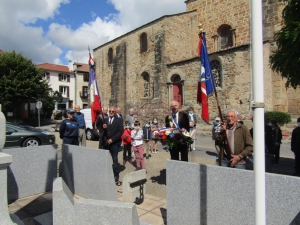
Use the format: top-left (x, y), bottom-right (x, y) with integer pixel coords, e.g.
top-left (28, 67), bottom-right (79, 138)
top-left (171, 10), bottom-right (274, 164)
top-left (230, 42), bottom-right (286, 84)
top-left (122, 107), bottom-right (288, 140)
top-left (33, 211), bottom-right (52, 225)
top-left (167, 160), bottom-right (300, 225)
top-left (122, 169), bottom-right (147, 203)
top-left (74, 198), bottom-right (140, 225)
top-left (61, 145), bottom-right (117, 201)
top-left (0, 110), bottom-right (5, 150)
top-left (53, 177), bottom-right (75, 225)
top-left (3, 145), bottom-right (57, 202)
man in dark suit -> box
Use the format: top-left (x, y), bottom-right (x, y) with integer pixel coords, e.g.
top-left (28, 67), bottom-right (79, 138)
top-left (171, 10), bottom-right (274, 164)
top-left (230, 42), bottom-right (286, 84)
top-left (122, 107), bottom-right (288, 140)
top-left (96, 107), bottom-right (108, 149)
top-left (165, 100), bottom-right (190, 161)
top-left (103, 106), bottom-right (124, 185)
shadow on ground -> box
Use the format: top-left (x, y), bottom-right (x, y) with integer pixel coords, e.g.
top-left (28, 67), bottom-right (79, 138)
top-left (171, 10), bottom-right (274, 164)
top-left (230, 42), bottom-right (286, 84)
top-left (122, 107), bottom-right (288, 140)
top-left (150, 169), bottom-right (166, 185)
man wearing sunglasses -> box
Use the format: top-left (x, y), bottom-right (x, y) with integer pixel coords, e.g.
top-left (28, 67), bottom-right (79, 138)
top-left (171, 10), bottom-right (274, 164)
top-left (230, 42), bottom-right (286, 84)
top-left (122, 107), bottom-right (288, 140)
top-left (103, 106), bottom-right (124, 185)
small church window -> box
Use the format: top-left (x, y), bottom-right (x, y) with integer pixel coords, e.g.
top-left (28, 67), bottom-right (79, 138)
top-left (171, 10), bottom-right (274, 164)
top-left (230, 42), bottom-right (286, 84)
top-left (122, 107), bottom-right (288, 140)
top-left (108, 48), bottom-right (113, 65)
top-left (210, 60), bottom-right (222, 87)
top-left (218, 25), bottom-right (233, 49)
top-left (141, 72), bottom-right (150, 97)
top-left (140, 33), bottom-right (148, 53)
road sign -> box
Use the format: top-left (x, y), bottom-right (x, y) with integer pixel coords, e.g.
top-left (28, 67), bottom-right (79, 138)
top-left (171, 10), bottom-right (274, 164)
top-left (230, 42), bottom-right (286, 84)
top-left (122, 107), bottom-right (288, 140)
top-left (36, 101), bottom-right (42, 109)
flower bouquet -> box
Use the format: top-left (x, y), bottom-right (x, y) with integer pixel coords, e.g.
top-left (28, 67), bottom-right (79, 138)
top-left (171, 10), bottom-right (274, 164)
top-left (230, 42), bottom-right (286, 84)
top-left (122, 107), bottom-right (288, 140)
top-left (153, 128), bottom-right (194, 149)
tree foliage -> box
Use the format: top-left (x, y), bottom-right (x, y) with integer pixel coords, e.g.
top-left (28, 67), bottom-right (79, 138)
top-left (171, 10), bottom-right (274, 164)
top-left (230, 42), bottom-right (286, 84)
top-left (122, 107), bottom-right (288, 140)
top-left (0, 51), bottom-right (50, 112)
top-left (40, 90), bottom-right (63, 119)
top-left (269, 0), bottom-right (300, 89)
top-left (265, 111), bottom-right (291, 124)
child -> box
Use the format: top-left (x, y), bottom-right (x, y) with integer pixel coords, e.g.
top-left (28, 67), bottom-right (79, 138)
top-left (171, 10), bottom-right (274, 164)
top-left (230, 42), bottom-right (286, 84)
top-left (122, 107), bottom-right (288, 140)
top-left (131, 121), bottom-right (145, 170)
top-left (121, 121), bottom-right (132, 165)
top-left (143, 120), bottom-right (152, 159)
top-left (151, 117), bottom-right (159, 153)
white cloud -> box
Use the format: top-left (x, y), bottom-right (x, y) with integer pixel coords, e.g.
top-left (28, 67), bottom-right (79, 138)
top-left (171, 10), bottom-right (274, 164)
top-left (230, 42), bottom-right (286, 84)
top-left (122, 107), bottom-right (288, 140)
top-left (0, 0), bottom-right (186, 65)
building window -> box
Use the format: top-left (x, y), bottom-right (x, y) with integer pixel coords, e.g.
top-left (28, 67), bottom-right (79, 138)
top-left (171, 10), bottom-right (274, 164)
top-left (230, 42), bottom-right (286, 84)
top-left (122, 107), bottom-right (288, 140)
top-left (210, 60), bottom-right (222, 87)
top-left (141, 72), bottom-right (150, 98)
top-left (83, 73), bottom-right (89, 82)
top-left (59, 74), bottom-right (70, 82)
top-left (171, 74), bottom-right (181, 83)
top-left (43, 72), bottom-right (50, 80)
top-left (59, 86), bottom-right (69, 98)
top-left (218, 24), bottom-right (233, 49)
top-left (108, 48), bottom-right (113, 65)
top-left (80, 86), bottom-right (88, 98)
top-left (140, 33), bottom-right (147, 53)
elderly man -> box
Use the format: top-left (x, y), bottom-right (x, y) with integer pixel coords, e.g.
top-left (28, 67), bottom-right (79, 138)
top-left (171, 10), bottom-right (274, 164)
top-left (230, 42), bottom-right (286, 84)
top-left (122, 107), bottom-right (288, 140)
top-left (74, 105), bottom-right (86, 146)
top-left (165, 100), bottom-right (190, 161)
top-left (125, 108), bottom-right (137, 129)
top-left (116, 107), bottom-right (123, 118)
top-left (215, 109), bottom-right (253, 169)
top-left (103, 106), bottom-right (124, 185)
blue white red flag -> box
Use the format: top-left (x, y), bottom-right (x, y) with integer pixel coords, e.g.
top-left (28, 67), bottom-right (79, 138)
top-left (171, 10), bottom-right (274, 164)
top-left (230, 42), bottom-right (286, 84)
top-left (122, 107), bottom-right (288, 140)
top-left (197, 33), bottom-right (216, 122)
top-left (88, 55), bottom-right (101, 125)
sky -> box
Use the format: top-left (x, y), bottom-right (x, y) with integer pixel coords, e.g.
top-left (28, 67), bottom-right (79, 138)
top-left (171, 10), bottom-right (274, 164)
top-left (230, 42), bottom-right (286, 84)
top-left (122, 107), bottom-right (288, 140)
top-left (0, 0), bottom-right (186, 66)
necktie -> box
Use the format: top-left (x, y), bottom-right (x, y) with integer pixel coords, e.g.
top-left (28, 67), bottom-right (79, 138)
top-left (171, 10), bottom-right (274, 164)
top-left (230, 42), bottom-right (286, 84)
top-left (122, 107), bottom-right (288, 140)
top-left (109, 117), bottom-right (112, 124)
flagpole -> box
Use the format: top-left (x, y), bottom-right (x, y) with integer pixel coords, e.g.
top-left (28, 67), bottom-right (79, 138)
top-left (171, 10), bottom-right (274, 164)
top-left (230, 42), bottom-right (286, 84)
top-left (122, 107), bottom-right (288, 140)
top-left (251, 0), bottom-right (266, 224)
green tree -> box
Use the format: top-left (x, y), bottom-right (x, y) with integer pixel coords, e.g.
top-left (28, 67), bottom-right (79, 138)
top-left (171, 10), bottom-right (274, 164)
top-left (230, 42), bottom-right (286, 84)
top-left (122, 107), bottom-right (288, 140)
top-left (40, 90), bottom-right (63, 119)
top-left (269, 0), bottom-right (300, 89)
top-left (0, 51), bottom-right (50, 114)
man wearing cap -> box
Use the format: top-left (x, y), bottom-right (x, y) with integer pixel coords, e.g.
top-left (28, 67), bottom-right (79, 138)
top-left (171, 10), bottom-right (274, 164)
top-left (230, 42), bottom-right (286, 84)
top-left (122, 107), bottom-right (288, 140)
top-left (74, 105), bottom-right (86, 146)
top-left (59, 109), bottom-right (79, 146)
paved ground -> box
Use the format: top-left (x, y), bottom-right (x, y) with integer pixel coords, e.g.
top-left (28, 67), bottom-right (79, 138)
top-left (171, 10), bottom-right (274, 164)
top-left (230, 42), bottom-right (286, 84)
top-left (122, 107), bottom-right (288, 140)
top-left (7, 123), bottom-right (297, 225)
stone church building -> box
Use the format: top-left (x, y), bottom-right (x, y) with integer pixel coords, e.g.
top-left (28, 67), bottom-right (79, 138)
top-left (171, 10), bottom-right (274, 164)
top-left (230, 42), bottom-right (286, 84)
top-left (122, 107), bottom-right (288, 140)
top-left (93, 0), bottom-right (300, 124)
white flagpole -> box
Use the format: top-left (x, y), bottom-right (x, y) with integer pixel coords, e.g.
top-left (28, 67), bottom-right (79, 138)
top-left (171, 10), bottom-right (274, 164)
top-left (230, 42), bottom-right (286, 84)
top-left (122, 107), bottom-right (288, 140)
top-left (251, 0), bottom-right (266, 224)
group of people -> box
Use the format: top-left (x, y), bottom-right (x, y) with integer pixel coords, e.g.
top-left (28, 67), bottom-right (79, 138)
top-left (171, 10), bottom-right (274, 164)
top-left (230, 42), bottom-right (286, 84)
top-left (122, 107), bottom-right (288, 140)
top-left (60, 101), bottom-right (300, 184)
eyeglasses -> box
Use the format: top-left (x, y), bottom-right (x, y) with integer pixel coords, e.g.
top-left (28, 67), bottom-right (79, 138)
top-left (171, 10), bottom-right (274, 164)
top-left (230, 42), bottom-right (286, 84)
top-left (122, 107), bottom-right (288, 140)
top-left (226, 115), bottom-right (236, 118)
top-left (109, 110), bottom-right (115, 113)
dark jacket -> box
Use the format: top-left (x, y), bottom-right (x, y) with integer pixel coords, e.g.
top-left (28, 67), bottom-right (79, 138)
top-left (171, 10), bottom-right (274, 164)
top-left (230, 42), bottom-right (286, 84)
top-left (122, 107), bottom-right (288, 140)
top-left (271, 125), bottom-right (282, 145)
top-left (142, 126), bottom-right (152, 140)
top-left (104, 116), bottom-right (124, 144)
top-left (96, 113), bottom-right (108, 133)
top-left (250, 124), bottom-right (274, 155)
top-left (74, 112), bottom-right (86, 129)
top-left (215, 122), bottom-right (253, 164)
top-left (165, 111), bottom-right (190, 132)
top-left (59, 118), bottom-right (79, 139)
top-left (291, 127), bottom-right (300, 152)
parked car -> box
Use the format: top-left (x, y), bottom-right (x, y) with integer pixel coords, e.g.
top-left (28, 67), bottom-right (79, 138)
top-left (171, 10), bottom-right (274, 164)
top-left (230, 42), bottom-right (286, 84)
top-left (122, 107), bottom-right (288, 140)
top-left (5, 123), bottom-right (56, 148)
top-left (80, 108), bottom-right (99, 140)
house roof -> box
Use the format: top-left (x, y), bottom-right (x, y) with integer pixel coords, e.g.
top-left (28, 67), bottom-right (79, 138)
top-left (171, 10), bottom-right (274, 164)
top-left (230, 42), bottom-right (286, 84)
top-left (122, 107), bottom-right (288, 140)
top-left (36, 63), bottom-right (72, 73)
top-left (74, 62), bottom-right (89, 72)
top-left (0, 49), bottom-right (5, 54)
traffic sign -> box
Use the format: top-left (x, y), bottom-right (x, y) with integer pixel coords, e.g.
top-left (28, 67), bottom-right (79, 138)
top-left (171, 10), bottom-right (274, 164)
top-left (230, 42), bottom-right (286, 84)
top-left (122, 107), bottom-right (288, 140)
top-left (36, 101), bottom-right (42, 109)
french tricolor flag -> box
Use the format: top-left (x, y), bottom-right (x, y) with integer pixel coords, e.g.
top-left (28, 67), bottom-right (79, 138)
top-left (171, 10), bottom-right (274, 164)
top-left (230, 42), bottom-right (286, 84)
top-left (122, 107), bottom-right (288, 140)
top-left (89, 55), bottom-right (101, 125)
top-left (197, 33), bottom-right (216, 123)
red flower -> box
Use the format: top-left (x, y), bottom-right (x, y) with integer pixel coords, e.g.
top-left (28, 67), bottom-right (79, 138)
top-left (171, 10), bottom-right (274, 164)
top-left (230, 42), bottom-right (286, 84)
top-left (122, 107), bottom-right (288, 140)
top-left (161, 134), bottom-right (167, 140)
top-left (174, 133), bottom-right (182, 140)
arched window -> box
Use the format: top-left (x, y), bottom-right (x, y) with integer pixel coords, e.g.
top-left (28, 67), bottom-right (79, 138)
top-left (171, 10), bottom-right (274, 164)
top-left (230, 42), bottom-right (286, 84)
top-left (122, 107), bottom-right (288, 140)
top-left (218, 25), bottom-right (233, 49)
top-left (108, 48), bottom-right (113, 65)
top-left (171, 74), bottom-right (181, 83)
top-left (210, 60), bottom-right (222, 87)
top-left (141, 72), bottom-right (150, 97)
top-left (140, 33), bottom-right (147, 53)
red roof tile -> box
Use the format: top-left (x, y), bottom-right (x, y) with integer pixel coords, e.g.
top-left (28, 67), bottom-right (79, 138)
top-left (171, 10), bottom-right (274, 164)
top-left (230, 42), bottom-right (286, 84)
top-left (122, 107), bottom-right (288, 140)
top-left (74, 62), bottom-right (89, 72)
top-left (36, 63), bottom-right (71, 73)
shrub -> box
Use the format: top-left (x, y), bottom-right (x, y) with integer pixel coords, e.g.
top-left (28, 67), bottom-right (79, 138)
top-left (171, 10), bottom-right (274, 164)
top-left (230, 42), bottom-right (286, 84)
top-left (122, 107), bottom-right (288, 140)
top-left (264, 111), bottom-right (291, 124)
